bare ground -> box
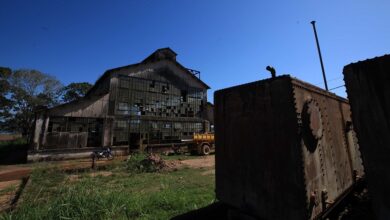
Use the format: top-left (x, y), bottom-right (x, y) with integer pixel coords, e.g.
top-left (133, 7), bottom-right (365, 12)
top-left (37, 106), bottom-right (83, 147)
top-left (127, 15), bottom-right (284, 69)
top-left (0, 168), bottom-right (31, 182)
top-left (0, 180), bottom-right (21, 212)
top-left (0, 158), bottom-right (118, 182)
top-left (0, 155), bottom-right (215, 182)
top-left (179, 155), bottom-right (215, 169)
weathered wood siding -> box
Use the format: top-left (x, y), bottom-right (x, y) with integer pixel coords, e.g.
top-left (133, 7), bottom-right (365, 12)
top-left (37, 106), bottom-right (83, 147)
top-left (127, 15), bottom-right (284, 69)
top-left (49, 93), bottom-right (110, 118)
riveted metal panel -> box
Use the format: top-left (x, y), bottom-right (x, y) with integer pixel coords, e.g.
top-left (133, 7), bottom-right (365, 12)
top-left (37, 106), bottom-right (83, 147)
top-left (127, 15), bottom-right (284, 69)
top-left (215, 75), bottom-right (363, 220)
top-left (291, 78), bottom-right (363, 218)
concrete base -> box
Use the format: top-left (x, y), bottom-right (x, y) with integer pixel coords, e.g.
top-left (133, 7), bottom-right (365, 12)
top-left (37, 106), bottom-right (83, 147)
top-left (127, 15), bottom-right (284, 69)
top-left (27, 146), bottom-right (129, 162)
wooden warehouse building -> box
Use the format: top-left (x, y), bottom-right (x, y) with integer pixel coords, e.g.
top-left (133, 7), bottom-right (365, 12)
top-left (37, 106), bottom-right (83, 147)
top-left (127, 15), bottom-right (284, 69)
top-left (31, 48), bottom-right (213, 160)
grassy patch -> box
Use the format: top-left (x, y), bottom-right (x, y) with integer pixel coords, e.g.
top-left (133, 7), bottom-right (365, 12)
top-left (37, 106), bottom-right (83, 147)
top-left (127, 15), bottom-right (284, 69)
top-left (0, 139), bottom-right (27, 152)
top-left (1, 162), bottom-right (215, 220)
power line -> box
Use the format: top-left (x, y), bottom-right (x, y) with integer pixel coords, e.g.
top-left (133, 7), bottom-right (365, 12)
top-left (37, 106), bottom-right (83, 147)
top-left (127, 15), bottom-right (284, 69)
top-left (313, 77), bottom-right (343, 87)
top-left (329, 85), bottom-right (345, 91)
top-left (327, 76), bottom-right (343, 82)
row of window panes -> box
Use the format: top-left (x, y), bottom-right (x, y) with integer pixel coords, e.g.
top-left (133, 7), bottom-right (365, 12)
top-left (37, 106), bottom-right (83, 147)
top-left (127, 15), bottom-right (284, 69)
top-left (119, 77), bottom-right (203, 97)
top-left (119, 77), bottom-right (180, 95)
top-left (117, 77), bottom-right (205, 117)
top-left (117, 103), bottom-right (201, 117)
top-left (117, 91), bottom-right (203, 117)
top-left (47, 117), bottom-right (102, 133)
top-left (117, 87), bottom-right (203, 107)
top-left (114, 120), bottom-right (203, 133)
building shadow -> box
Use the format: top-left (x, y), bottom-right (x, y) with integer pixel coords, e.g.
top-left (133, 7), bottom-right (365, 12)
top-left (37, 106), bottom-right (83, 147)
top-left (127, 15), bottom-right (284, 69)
top-left (171, 202), bottom-right (230, 220)
top-left (0, 143), bottom-right (28, 165)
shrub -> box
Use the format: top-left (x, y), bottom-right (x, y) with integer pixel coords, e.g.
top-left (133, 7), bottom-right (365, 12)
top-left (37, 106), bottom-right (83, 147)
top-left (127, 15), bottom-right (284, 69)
top-left (126, 153), bottom-right (167, 173)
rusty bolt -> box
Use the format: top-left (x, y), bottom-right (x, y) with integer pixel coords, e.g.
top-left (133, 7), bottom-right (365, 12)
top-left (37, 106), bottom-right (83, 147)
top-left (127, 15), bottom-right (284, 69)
top-left (310, 191), bottom-right (318, 207)
top-left (321, 189), bottom-right (328, 211)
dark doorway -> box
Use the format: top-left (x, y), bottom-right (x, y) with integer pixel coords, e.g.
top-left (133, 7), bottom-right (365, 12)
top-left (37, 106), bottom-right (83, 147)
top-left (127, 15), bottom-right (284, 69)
top-left (129, 133), bottom-right (141, 150)
top-left (87, 119), bottom-right (103, 147)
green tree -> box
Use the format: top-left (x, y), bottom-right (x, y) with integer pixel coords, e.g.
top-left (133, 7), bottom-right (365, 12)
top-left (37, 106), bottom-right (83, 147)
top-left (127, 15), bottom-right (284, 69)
top-left (3, 69), bottom-right (62, 138)
top-left (0, 67), bottom-right (13, 127)
top-left (59, 82), bottom-right (92, 103)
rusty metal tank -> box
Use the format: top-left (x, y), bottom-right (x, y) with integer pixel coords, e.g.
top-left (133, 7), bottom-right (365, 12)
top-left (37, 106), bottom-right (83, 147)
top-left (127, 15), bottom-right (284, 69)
top-left (214, 75), bottom-right (364, 220)
top-left (343, 55), bottom-right (390, 220)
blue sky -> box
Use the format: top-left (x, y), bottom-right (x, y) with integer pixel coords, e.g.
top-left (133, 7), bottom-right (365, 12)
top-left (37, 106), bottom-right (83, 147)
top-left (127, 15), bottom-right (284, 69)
top-left (1, 0), bottom-right (389, 102)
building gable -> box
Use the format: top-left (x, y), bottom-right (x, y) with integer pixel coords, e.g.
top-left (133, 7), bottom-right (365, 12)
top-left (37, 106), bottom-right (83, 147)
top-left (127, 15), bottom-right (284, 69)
top-left (87, 48), bottom-right (209, 97)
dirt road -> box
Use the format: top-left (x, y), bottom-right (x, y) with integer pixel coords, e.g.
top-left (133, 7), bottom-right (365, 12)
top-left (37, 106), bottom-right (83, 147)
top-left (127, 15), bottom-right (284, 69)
top-left (179, 155), bottom-right (215, 169)
top-left (0, 155), bottom-right (215, 182)
top-left (0, 159), bottom-right (115, 182)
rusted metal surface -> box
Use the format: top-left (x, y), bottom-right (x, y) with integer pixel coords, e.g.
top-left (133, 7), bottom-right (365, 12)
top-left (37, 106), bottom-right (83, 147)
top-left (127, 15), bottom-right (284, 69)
top-left (215, 75), bottom-right (364, 220)
top-left (292, 78), bottom-right (364, 219)
top-left (343, 55), bottom-right (390, 220)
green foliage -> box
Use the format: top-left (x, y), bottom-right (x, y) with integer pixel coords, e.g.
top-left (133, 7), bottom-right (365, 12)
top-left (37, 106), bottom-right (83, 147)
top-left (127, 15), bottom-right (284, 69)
top-left (0, 67), bottom-right (11, 95)
top-left (0, 67), bottom-right (93, 138)
top-left (0, 138), bottom-right (28, 152)
top-left (9, 69), bottom-right (62, 106)
top-left (1, 164), bottom-right (215, 220)
top-left (0, 68), bottom-right (62, 136)
top-left (0, 67), bottom-right (12, 124)
top-left (126, 153), bottom-right (148, 173)
top-left (126, 153), bottom-right (165, 173)
top-left (59, 82), bottom-right (93, 103)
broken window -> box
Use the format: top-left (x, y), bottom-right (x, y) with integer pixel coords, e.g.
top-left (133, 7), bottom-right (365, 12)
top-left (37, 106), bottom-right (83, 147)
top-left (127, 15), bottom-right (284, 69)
top-left (151, 122), bottom-right (158, 130)
top-left (181, 90), bottom-right (187, 102)
top-left (150, 80), bottom-right (155, 88)
top-left (48, 123), bottom-right (63, 132)
top-left (113, 75), bottom-right (207, 144)
top-left (163, 123), bottom-right (171, 129)
top-left (48, 117), bottom-right (67, 132)
top-left (118, 102), bottom-right (130, 111)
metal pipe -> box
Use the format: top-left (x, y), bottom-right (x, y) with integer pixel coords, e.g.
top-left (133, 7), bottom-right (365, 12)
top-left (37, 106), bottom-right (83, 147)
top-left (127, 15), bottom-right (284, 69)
top-left (310, 21), bottom-right (329, 91)
top-left (266, 66), bottom-right (276, 78)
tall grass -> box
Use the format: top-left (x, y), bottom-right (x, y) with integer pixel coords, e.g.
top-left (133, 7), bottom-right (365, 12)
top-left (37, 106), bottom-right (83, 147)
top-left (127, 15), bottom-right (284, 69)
top-left (1, 163), bottom-right (215, 220)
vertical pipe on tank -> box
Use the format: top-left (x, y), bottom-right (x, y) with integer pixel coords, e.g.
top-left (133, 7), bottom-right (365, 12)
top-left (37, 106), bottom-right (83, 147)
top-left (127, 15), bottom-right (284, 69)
top-left (311, 21), bottom-right (329, 91)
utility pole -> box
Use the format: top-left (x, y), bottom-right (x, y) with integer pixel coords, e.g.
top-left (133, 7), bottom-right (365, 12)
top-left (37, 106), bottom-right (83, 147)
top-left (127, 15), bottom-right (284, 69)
top-left (310, 21), bottom-right (329, 91)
